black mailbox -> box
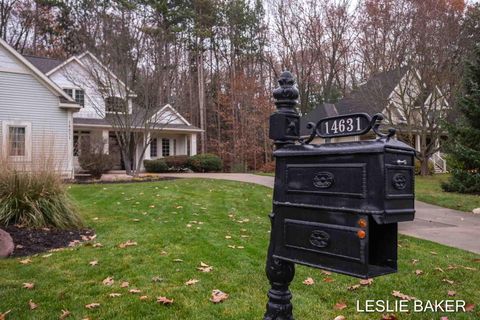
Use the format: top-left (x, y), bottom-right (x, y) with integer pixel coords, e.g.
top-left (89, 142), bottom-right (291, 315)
top-left (271, 138), bottom-right (415, 278)
top-left (264, 71), bottom-right (415, 320)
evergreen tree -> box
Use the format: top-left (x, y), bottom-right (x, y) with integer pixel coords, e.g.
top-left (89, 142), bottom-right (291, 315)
top-left (442, 45), bottom-right (480, 194)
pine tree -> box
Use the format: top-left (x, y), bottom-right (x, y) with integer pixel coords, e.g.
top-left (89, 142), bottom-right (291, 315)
top-left (442, 45), bottom-right (480, 194)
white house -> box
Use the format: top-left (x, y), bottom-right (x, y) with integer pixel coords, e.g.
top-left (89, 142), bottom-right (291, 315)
top-left (0, 39), bottom-right (201, 176)
top-left (0, 39), bottom-right (80, 177)
top-left (300, 68), bottom-right (449, 173)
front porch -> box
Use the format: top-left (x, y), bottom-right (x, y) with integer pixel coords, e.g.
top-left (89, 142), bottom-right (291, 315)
top-left (73, 128), bottom-right (198, 173)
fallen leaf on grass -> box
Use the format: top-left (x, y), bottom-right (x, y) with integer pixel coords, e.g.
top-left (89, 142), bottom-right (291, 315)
top-left (440, 317), bottom-right (449, 320)
top-left (303, 277), bottom-right (314, 285)
top-left (197, 262), bottom-right (213, 273)
top-left (23, 282), bottom-right (34, 289)
top-left (120, 281), bottom-right (129, 288)
top-left (442, 279), bottom-right (454, 285)
top-left (59, 309), bottom-right (70, 319)
top-left (210, 289), bottom-right (229, 303)
top-left (321, 270), bottom-right (332, 275)
top-left (102, 277), bottom-right (114, 286)
top-left (411, 259), bottom-right (419, 265)
top-left (415, 269), bottom-right (424, 276)
top-left (225, 235), bottom-right (232, 239)
top-left (85, 303), bottom-right (100, 309)
top-left (118, 240), bottom-right (137, 248)
top-left (109, 293), bottom-right (122, 298)
top-left (157, 296), bottom-right (174, 305)
top-left (129, 289), bottom-right (141, 294)
top-left (381, 314), bottom-right (398, 320)
top-left (173, 259), bottom-right (183, 262)
top-left (447, 290), bottom-right (456, 297)
top-left (430, 251), bottom-right (438, 255)
top-left (151, 276), bottom-right (163, 282)
top-left (360, 278), bottom-right (374, 286)
top-left (19, 259), bottom-right (32, 265)
top-left (347, 284), bottom-right (361, 291)
top-left (333, 316), bottom-right (346, 320)
top-left (334, 302), bottom-right (347, 310)
top-left (89, 260), bottom-right (98, 266)
top-left (465, 303), bottom-right (475, 312)
top-left (0, 310), bottom-right (11, 320)
top-left (323, 277), bottom-right (334, 283)
top-left (461, 265), bottom-right (477, 271)
top-left (139, 296), bottom-right (149, 300)
top-left (435, 267), bottom-right (445, 273)
top-left (392, 290), bottom-right (416, 301)
top-left (92, 243), bottom-right (103, 248)
top-left (185, 279), bottom-right (199, 286)
top-left (28, 300), bottom-right (38, 310)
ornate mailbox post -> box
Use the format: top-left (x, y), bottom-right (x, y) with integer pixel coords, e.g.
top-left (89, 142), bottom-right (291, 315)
top-left (264, 72), bottom-right (416, 319)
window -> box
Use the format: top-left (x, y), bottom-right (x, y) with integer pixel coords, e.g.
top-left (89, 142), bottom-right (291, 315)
top-left (150, 138), bottom-right (157, 158)
top-left (73, 131), bottom-right (91, 156)
top-left (75, 89), bottom-right (85, 107)
top-left (2, 121), bottom-right (31, 161)
top-left (162, 138), bottom-right (170, 157)
top-left (63, 88), bottom-right (73, 98)
top-left (105, 97), bottom-right (126, 113)
top-left (63, 88), bottom-right (84, 107)
top-left (8, 127), bottom-right (26, 156)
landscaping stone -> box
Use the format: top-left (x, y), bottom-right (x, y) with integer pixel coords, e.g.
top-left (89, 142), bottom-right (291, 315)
top-left (0, 228), bottom-right (14, 258)
top-left (473, 208), bottom-right (480, 214)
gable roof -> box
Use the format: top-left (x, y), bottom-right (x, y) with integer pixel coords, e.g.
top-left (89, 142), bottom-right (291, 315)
top-left (23, 55), bottom-right (64, 74)
top-left (300, 68), bottom-right (408, 136)
top-left (0, 38), bottom-right (78, 106)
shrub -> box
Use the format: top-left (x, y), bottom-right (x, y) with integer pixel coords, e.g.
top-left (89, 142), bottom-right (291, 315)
top-left (144, 159), bottom-right (169, 173)
top-left (78, 137), bottom-right (114, 179)
top-left (414, 159), bottom-right (435, 175)
top-left (187, 154), bottom-right (223, 172)
top-left (0, 158), bottom-right (83, 229)
top-left (259, 161), bottom-right (276, 173)
top-left (164, 156), bottom-right (189, 171)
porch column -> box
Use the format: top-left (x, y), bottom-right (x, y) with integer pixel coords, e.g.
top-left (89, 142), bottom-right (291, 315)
top-left (415, 134), bottom-right (421, 152)
top-left (184, 135), bottom-right (188, 155)
top-left (102, 130), bottom-right (109, 154)
top-left (144, 132), bottom-right (151, 161)
top-left (190, 133), bottom-right (197, 156)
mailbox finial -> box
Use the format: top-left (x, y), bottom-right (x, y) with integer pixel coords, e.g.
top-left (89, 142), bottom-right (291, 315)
top-left (269, 71), bottom-right (300, 148)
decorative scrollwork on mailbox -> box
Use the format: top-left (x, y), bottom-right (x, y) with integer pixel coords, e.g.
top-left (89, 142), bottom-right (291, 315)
top-left (392, 173), bottom-right (408, 190)
top-left (313, 172), bottom-right (335, 189)
top-left (309, 230), bottom-right (330, 248)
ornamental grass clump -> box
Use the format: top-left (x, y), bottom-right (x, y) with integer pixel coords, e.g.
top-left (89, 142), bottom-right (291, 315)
top-left (0, 157), bottom-right (83, 229)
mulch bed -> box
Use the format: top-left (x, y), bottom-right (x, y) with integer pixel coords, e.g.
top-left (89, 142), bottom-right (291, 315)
top-left (3, 225), bottom-right (95, 257)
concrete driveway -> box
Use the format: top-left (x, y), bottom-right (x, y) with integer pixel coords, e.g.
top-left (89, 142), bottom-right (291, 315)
top-left (158, 173), bottom-right (480, 254)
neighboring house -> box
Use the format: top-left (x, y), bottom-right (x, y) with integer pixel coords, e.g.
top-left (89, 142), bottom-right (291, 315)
top-left (0, 39), bottom-right (80, 177)
top-left (300, 68), bottom-right (449, 173)
top-left (23, 51), bottom-right (201, 172)
top-left (0, 38), bottom-right (201, 176)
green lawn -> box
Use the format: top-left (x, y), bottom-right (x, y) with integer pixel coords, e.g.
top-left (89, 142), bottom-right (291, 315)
top-left (416, 174), bottom-right (480, 212)
top-left (0, 179), bottom-right (479, 319)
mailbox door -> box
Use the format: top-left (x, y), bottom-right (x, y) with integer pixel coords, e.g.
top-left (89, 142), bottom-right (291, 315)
top-left (271, 205), bottom-right (397, 279)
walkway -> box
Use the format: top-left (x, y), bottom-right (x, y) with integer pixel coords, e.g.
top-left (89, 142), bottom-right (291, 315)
top-left (156, 173), bottom-right (480, 254)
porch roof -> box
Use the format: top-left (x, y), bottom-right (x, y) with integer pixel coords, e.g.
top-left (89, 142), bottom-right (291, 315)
top-left (73, 117), bottom-right (203, 132)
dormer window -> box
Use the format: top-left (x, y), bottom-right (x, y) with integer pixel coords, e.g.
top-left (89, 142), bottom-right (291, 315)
top-left (105, 97), bottom-right (126, 113)
top-left (63, 88), bottom-right (85, 107)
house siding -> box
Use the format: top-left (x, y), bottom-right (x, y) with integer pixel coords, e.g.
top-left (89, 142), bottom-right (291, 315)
top-left (0, 46), bottom-right (29, 73)
top-left (0, 71), bottom-right (72, 176)
top-left (49, 60), bottom-right (105, 119)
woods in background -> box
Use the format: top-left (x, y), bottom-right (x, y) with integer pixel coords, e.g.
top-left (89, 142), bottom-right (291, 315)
top-left (1, 0), bottom-right (479, 171)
